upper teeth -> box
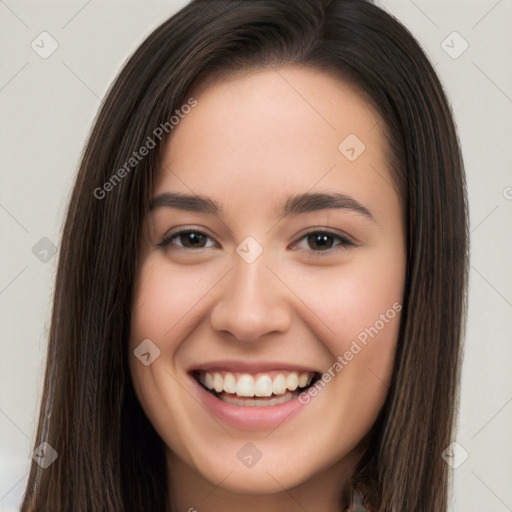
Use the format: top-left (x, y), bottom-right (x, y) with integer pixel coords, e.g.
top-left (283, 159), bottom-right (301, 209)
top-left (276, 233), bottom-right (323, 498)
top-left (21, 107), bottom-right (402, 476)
top-left (198, 371), bottom-right (314, 397)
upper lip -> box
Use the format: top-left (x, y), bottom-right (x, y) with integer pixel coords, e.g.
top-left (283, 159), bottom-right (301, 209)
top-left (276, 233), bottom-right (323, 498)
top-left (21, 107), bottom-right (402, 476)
top-left (188, 360), bottom-right (320, 374)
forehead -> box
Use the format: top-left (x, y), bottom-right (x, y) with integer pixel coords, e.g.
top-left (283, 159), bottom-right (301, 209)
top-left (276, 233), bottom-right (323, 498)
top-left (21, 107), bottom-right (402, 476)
top-left (154, 66), bottom-right (397, 218)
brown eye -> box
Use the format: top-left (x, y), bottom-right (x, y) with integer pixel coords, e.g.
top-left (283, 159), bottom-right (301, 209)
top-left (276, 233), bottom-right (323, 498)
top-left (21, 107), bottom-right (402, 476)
top-left (292, 230), bottom-right (355, 254)
top-left (157, 230), bottom-right (216, 249)
top-left (307, 233), bottom-right (336, 250)
top-left (178, 232), bottom-right (207, 248)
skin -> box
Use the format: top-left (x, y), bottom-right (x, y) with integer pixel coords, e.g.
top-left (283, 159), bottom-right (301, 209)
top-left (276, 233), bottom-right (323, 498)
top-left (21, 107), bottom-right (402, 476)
top-left (129, 66), bottom-right (406, 512)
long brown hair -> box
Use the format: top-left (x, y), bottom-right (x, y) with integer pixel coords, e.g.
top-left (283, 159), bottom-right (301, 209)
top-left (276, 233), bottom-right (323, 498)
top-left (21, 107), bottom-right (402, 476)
top-left (21, 0), bottom-right (469, 510)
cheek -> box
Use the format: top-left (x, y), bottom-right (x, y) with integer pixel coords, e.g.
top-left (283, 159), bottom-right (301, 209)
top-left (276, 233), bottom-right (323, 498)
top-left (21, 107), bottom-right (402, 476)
top-left (286, 248), bottom-right (404, 411)
top-left (290, 258), bottom-right (403, 448)
top-left (128, 257), bottom-right (222, 451)
top-left (128, 257), bottom-right (208, 410)
top-left (130, 256), bottom-right (224, 347)
top-left (295, 255), bottom-right (403, 350)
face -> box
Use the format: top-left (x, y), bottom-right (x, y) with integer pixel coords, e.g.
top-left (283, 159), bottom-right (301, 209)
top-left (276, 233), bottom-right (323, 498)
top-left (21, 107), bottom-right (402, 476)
top-left (129, 66), bottom-right (406, 500)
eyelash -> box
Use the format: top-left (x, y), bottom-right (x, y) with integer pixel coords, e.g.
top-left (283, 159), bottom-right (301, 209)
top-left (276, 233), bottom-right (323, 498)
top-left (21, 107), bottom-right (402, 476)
top-left (156, 227), bottom-right (355, 256)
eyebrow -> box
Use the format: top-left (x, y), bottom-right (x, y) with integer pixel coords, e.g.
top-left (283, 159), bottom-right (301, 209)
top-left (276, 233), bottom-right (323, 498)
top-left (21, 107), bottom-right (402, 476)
top-left (150, 191), bottom-right (374, 220)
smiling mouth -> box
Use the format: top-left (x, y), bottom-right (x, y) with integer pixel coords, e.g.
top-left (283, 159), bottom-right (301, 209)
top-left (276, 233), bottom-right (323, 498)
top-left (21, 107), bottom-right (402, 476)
top-left (191, 369), bottom-right (321, 407)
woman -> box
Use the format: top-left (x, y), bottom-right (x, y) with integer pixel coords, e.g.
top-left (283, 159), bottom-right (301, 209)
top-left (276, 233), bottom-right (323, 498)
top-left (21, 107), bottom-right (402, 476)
top-left (21, 0), bottom-right (469, 510)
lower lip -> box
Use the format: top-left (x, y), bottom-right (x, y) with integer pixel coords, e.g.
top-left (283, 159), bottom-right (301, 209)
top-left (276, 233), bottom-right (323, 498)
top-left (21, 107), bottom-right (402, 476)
top-left (190, 374), bottom-right (310, 431)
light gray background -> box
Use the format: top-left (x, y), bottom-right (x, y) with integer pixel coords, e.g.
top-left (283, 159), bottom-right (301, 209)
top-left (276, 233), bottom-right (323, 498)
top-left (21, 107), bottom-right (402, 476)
top-left (0, 1), bottom-right (511, 511)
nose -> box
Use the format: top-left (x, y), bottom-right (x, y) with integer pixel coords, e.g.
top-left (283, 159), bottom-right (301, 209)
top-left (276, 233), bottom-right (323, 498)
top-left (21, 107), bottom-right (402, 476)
top-left (209, 253), bottom-right (292, 343)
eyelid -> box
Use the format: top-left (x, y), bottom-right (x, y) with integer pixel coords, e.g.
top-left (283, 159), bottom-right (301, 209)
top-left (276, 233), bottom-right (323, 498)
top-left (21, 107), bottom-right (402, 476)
top-left (289, 228), bottom-right (356, 256)
top-left (292, 226), bottom-right (355, 244)
top-left (156, 225), bottom-right (219, 249)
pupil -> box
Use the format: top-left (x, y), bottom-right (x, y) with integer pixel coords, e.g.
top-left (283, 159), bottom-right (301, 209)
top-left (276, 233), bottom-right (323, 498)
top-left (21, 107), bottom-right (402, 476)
top-left (308, 233), bottom-right (333, 250)
top-left (182, 232), bottom-right (205, 248)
